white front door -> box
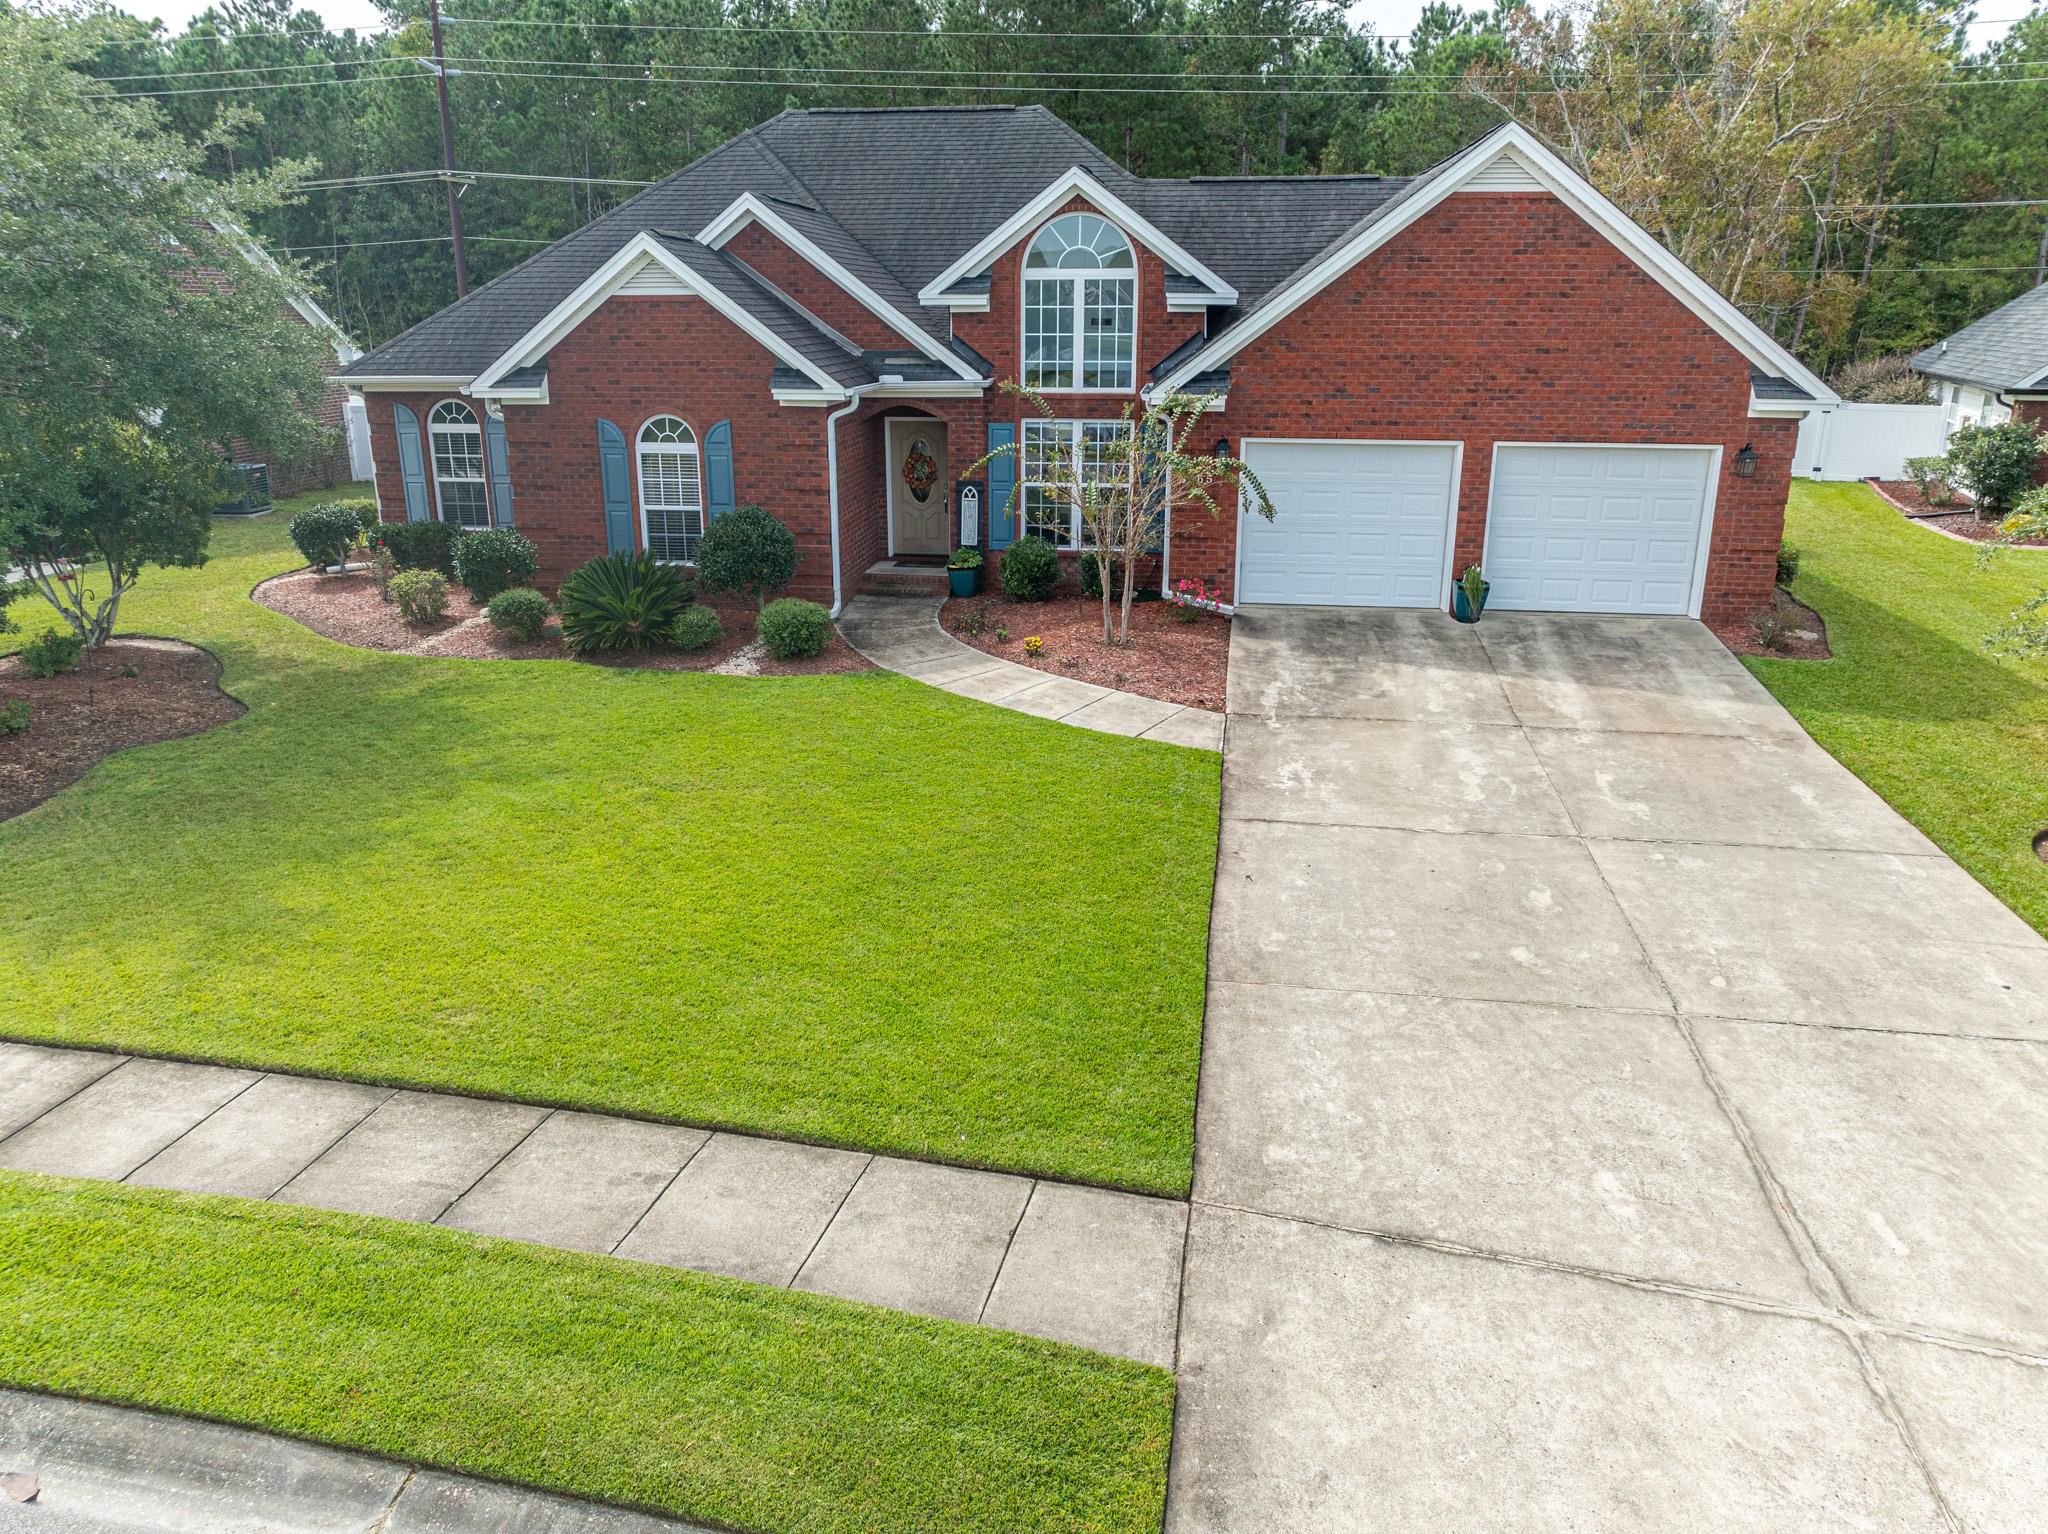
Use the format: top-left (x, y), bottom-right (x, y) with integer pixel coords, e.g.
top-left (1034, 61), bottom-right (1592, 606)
top-left (1484, 445), bottom-right (1716, 615)
top-left (1237, 440), bottom-right (1459, 607)
top-left (887, 419), bottom-right (950, 557)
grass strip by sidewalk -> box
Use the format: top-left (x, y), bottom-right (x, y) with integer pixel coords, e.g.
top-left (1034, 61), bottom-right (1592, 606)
top-left (1751, 482), bottom-right (2048, 937)
top-left (0, 1170), bottom-right (1174, 1534)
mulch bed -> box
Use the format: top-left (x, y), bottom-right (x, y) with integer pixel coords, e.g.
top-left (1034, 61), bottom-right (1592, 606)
top-left (0, 638), bottom-right (245, 820)
top-left (1711, 588), bottom-right (1832, 662)
top-left (1865, 480), bottom-right (2048, 547)
top-left (253, 568), bottom-right (870, 676)
top-left (940, 587), bottom-right (1229, 710)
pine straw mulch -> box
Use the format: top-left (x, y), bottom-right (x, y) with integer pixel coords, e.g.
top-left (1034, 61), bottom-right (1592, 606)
top-left (253, 569), bottom-right (870, 676)
top-left (940, 588), bottom-right (1229, 711)
top-left (0, 638), bottom-right (245, 821)
top-left (1710, 588), bottom-right (1832, 662)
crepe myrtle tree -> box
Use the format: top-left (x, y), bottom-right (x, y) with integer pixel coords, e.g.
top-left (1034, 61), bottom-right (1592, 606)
top-left (0, 9), bottom-right (329, 646)
top-left (969, 383), bottom-right (1273, 646)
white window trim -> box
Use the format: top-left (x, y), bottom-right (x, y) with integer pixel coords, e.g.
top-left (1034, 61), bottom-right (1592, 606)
top-left (1020, 216), bottom-right (1138, 396)
top-left (636, 414), bottom-right (705, 566)
top-left (428, 399), bottom-right (490, 529)
top-left (1020, 418), bottom-right (1134, 550)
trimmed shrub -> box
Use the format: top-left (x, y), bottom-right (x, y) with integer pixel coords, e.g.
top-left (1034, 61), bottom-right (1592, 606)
top-left (558, 553), bottom-right (694, 654)
top-left (1079, 551), bottom-right (1132, 599)
top-left (1775, 541), bottom-right (1800, 586)
top-left (378, 519), bottom-right (460, 577)
top-left (695, 504), bottom-right (798, 609)
top-left (20, 628), bottom-right (83, 678)
top-left (1947, 421), bottom-right (2048, 521)
top-left (669, 604), bottom-right (723, 651)
top-left (287, 502), bottom-right (364, 569)
top-left (0, 698), bottom-right (31, 735)
top-left (388, 569), bottom-right (450, 625)
top-left (453, 527), bottom-right (540, 602)
top-left (1000, 535), bottom-right (1060, 602)
top-left (352, 504), bottom-right (382, 544)
top-left (757, 597), bottom-right (832, 660)
top-left (1903, 454), bottom-right (1956, 507)
top-left (485, 586), bottom-right (553, 642)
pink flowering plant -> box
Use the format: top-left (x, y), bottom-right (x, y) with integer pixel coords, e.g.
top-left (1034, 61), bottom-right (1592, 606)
top-left (1169, 575), bottom-right (1224, 621)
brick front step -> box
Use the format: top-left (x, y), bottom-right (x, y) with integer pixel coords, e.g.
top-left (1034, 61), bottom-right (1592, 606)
top-left (858, 560), bottom-right (950, 598)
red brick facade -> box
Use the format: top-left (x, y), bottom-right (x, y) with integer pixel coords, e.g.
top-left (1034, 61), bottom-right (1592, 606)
top-left (360, 188), bottom-right (1798, 626)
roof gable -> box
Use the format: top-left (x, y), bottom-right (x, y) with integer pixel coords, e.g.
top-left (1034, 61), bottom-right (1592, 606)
top-left (1149, 123), bottom-right (1835, 408)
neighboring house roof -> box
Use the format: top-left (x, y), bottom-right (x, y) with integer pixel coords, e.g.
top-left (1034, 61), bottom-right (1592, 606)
top-left (1911, 281), bottom-right (2048, 393)
top-left (341, 106), bottom-right (1829, 407)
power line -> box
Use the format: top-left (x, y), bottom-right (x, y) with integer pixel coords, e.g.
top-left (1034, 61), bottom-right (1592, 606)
top-left (300, 169), bottom-right (658, 188)
top-left (280, 233), bottom-right (556, 251)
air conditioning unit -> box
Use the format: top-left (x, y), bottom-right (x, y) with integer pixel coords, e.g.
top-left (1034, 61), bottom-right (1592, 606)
top-left (221, 462), bottom-right (272, 514)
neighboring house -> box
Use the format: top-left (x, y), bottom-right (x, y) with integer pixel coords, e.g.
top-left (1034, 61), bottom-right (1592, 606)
top-left (340, 109), bottom-right (1832, 625)
top-left (182, 230), bottom-right (374, 497)
top-left (1912, 281), bottom-right (2048, 472)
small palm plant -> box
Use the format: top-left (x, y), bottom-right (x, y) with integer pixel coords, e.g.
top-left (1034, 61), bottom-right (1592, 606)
top-left (557, 552), bottom-right (694, 655)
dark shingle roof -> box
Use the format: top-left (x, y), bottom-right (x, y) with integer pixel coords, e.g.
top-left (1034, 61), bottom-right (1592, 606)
top-left (342, 106), bottom-right (1429, 386)
top-left (1912, 282), bottom-right (2048, 392)
top-left (1750, 369), bottom-right (1813, 401)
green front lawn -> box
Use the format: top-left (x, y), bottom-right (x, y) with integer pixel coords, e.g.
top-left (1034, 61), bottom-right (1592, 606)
top-left (1753, 482), bottom-right (2048, 935)
top-left (0, 1171), bottom-right (1173, 1534)
top-left (0, 508), bottom-right (1218, 1193)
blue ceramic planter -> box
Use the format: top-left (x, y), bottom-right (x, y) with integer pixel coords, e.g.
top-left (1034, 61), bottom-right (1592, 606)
top-left (1451, 583), bottom-right (1489, 623)
top-left (948, 566), bottom-right (980, 598)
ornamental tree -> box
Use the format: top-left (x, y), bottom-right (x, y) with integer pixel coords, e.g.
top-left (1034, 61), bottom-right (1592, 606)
top-left (1946, 421), bottom-right (2048, 524)
top-left (970, 383), bottom-right (1273, 646)
top-left (0, 8), bottom-right (329, 646)
top-left (695, 504), bottom-right (798, 610)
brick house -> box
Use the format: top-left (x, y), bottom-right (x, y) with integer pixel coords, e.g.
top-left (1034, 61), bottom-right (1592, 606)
top-left (341, 110), bottom-right (1832, 625)
top-left (1912, 281), bottom-right (2048, 485)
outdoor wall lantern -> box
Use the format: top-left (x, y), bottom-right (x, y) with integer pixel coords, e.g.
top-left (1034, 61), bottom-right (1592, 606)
top-left (1213, 436), bottom-right (1231, 459)
top-left (1734, 443), bottom-right (1759, 478)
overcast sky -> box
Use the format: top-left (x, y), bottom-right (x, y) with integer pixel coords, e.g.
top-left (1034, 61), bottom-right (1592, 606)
top-left (114, 0), bottom-right (2027, 49)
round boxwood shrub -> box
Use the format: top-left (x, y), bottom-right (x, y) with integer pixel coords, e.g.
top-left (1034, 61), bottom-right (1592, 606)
top-left (1000, 535), bottom-right (1060, 602)
top-left (757, 597), bottom-right (831, 660)
top-left (20, 627), bottom-right (83, 678)
top-left (1079, 551), bottom-right (1133, 599)
top-left (453, 527), bottom-right (540, 602)
top-left (558, 552), bottom-right (694, 655)
top-left (388, 569), bottom-right (450, 625)
top-left (696, 504), bottom-right (798, 609)
top-left (485, 586), bottom-right (553, 642)
top-left (669, 603), bottom-right (723, 652)
top-left (287, 502), bottom-right (364, 569)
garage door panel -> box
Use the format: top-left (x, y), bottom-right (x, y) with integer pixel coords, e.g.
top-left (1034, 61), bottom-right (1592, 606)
top-left (1487, 446), bottom-right (1713, 615)
top-left (1239, 442), bottom-right (1457, 608)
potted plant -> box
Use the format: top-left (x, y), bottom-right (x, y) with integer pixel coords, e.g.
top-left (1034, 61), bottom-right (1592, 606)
top-left (946, 546), bottom-right (983, 597)
top-left (1452, 564), bottom-right (1489, 624)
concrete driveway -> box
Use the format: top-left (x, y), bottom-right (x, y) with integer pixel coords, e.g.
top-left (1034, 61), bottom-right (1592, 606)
top-left (1171, 608), bottom-right (2048, 1532)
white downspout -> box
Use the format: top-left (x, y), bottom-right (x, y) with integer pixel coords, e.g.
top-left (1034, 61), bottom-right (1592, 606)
top-left (825, 378), bottom-right (894, 618)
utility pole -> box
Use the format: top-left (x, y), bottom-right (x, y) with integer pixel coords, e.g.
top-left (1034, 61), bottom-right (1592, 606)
top-left (426, 0), bottom-right (469, 297)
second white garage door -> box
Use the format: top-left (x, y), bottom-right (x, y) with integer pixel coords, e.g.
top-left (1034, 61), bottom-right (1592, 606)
top-left (1237, 440), bottom-right (1458, 607)
top-left (1484, 445), bottom-right (1717, 615)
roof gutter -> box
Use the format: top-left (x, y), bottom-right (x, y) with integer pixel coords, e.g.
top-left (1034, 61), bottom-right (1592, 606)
top-left (826, 377), bottom-right (896, 618)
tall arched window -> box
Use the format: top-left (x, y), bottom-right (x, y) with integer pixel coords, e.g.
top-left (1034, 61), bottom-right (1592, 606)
top-left (428, 400), bottom-right (490, 528)
top-left (638, 416), bottom-right (704, 563)
top-left (1022, 214), bottom-right (1136, 392)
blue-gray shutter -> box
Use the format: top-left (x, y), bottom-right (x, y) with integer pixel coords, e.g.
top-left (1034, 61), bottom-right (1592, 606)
top-left (393, 403), bottom-right (430, 522)
top-left (704, 420), bottom-right (735, 520)
top-left (987, 421), bottom-right (1017, 549)
top-left (597, 418), bottom-right (633, 554)
top-left (483, 414), bottom-right (515, 528)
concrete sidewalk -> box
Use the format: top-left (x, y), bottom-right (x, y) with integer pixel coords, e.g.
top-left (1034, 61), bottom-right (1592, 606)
top-left (836, 594), bottom-right (1225, 750)
top-left (0, 1046), bottom-right (1185, 1366)
top-left (1170, 608), bottom-right (2048, 1532)
top-left (0, 1389), bottom-right (708, 1533)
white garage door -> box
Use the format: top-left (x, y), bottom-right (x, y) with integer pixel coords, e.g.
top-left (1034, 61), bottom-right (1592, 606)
top-left (1237, 440), bottom-right (1458, 607)
top-left (1485, 445), bottom-right (1716, 615)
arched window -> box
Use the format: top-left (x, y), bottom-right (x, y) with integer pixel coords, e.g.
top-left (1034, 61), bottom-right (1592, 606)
top-left (428, 400), bottom-right (490, 528)
top-left (638, 416), bottom-right (704, 563)
top-left (1022, 214), bottom-right (1136, 392)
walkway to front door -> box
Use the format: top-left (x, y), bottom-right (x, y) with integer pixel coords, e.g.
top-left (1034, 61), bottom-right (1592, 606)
top-left (886, 418), bottom-right (949, 558)
top-left (1171, 606), bottom-right (2048, 1531)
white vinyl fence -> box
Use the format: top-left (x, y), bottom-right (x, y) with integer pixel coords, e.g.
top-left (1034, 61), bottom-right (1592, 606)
top-left (1795, 403), bottom-right (1947, 482)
